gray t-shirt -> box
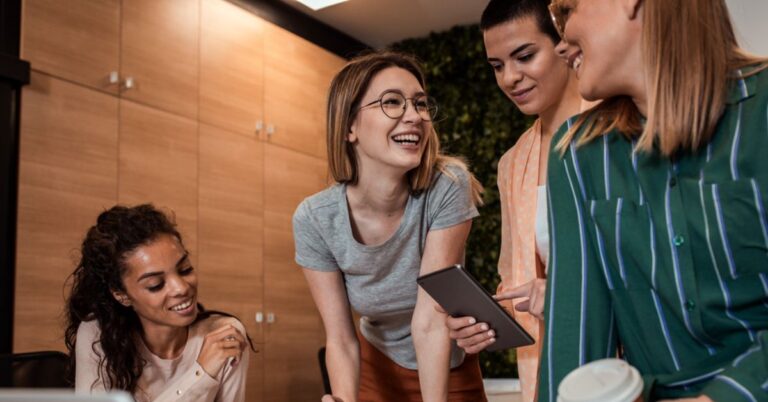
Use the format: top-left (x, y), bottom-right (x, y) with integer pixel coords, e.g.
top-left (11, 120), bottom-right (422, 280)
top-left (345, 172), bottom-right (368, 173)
top-left (292, 164), bottom-right (479, 370)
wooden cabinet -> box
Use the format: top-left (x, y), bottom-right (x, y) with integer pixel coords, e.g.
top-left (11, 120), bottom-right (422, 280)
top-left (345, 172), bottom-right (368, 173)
top-left (263, 144), bottom-right (329, 401)
top-left (118, 100), bottom-right (199, 261)
top-left (21, 0), bottom-right (121, 94)
top-left (15, 72), bottom-right (118, 351)
top-left (22, 0), bottom-right (199, 118)
top-left (121, 0), bottom-right (199, 119)
top-left (199, 0), bottom-right (265, 137)
top-left (17, 1), bottom-right (346, 400)
top-left (264, 23), bottom-right (346, 159)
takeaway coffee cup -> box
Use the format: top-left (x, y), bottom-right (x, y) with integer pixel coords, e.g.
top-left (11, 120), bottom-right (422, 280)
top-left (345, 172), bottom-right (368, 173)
top-left (557, 358), bottom-right (643, 402)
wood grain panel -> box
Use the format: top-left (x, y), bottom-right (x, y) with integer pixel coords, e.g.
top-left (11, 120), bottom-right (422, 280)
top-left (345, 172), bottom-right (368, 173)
top-left (263, 22), bottom-right (346, 158)
top-left (15, 72), bottom-right (118, 352)
top-left (118, 100), bottom-right (198, 263)
top-left (264, 340), bottom-right (323, 402)
top-left (263, 144), bottom-right (329, 400)
top-left (21, 0), bottom-right (120, 94)
top-left (199, 0), bottom-right (264, 137)
top-left (198, 124), bottom-right (264, 344)
top-left (121, 0), bottom-right (199, 119)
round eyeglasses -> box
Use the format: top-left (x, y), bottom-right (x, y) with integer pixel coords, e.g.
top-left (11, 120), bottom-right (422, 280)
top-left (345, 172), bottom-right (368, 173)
top-left (357, 90), bottom-right (438, 122)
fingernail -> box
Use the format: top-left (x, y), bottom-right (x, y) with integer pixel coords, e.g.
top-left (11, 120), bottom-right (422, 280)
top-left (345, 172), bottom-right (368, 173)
top-left (468, 318), bottom-right (476, 325)
top-left (488, 330), bottom-right (495, 337)
top-left (481, 324), bottom-right (488, 331)
top-left (489, 337), bottom-right (496, 343)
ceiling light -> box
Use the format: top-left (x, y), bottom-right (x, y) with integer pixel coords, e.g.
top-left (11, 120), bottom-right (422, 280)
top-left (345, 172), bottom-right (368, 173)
top-left (295, 0), bottom-right (348, 11)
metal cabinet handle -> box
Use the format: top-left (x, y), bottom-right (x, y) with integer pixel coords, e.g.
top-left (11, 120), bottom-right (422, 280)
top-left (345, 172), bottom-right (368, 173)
top-left (123, 76), bottom-right (135, 90)
top-left (108, 71), bottom-right (119, 85)
top-left (266, 124), bottom-right (275, 137)
top-left (255, 120), bottom-right (264, 134)
top-left (255, 311), bottom-right (264, 323)
top-left (266, 312), bottom-right (275, 324)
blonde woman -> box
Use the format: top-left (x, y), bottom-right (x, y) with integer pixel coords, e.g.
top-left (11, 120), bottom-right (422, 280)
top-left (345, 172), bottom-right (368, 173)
top-left (293, 51), bottom-right (486, 402)
top-left (443, 1), bottom-right (582, 401)
top-left (541, 0), bottom-right (768, 401)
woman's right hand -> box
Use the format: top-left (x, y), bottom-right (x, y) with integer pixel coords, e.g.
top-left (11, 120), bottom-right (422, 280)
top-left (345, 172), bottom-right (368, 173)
top-left (196, 323), bottom-right (246, 378)
top-left (444, 314), bottom-right (496, 354)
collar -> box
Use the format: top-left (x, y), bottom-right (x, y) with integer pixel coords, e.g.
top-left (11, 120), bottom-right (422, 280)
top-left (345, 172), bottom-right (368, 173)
top-left (726, 67), bottom-right (760, 105)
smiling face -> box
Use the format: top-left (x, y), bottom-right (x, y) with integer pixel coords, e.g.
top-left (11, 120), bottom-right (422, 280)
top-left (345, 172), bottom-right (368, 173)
top-left (554, 0), bottom-right (645, 101)
top-left (348, 66), bottom-right (431, 177)
top-left (112, 234), bottom-right (198, 333)
top-left (484, 16), bottom-right (571, 116)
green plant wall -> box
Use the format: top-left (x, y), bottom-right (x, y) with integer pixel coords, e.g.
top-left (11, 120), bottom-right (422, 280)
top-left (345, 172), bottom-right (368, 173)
top-left (393, 25), bottom-right (535, 378)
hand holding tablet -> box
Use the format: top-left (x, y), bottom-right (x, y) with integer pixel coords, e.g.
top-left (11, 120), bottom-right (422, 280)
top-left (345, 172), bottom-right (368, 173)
top-left (417, 264), bottom-right (534, 352)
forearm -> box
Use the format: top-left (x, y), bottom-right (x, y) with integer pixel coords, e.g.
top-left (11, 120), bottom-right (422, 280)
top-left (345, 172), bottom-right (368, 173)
top-left (413, 304), bottom-right (452, 402)
top-left (326, 339), bottom-right (360, 402)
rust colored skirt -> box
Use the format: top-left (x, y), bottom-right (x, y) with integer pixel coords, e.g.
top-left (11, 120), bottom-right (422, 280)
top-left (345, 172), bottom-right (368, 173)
top-left (358, 335), bottom-right (487, 402)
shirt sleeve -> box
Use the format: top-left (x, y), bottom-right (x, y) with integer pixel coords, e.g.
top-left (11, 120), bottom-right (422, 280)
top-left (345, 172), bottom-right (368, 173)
top-left (537, 131), bottom-right (618, 402)
top-left (154, 319), bottom-right (250, 402)
top-left (75, 320), bottom-right (107, 394)
top-left (427, 164), bottom-right (480, 231)
top-left (292, 199), bottom-right (338, 271)
top-left (701, 331), bottom-right (768, 402)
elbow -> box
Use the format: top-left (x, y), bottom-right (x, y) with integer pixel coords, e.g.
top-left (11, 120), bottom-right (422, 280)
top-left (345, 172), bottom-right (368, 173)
top-left (411, 310), bottom-right (448, 346)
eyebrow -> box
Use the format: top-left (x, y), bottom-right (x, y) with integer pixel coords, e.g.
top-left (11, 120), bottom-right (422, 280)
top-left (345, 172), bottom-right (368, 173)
top-left (378, 89), bottom-right (426, 97)
top-left (137, 252), bottom-right (190, 282)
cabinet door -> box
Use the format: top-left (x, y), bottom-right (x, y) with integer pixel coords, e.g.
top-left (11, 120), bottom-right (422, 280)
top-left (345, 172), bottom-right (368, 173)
top-left (198, 124), bottom-right (264, 342)
top-left (21, 0), bottom-right (120, 94)
top-left (121, 0), bottom-right (199, 119)
top-left (118, 100), bottom-right (198, 261)
top-left (199, 0), bottom-right (265, 137)
top-left (263, 23), bottom-right (346, 159)
top-left (15, 72), bottom-right (118, 352)
top-left (263, 144), bottom-right (329, 401)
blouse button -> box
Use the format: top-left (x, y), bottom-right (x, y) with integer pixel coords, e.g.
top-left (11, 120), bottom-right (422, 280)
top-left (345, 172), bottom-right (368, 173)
top-left (673, 235), bottom-right (685, 247)
top-left (176, 390), bottom-right (182, 395)
top-left (195, 370), bottom-right (201, 376)
top-left (685, 300), bottom-right (696, 311)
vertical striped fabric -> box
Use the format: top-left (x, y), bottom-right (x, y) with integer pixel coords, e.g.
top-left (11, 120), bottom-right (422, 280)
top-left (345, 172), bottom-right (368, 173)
top-left (538, 67), bottom-right (768, 402)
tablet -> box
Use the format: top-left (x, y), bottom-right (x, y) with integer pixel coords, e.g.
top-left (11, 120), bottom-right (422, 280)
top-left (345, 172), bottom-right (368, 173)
top-left (417, 264), bottom-right (534, 351)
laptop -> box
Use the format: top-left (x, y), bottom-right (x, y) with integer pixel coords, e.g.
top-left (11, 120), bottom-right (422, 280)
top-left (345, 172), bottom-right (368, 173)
top-left (0, 389), bottom-right (134, 402)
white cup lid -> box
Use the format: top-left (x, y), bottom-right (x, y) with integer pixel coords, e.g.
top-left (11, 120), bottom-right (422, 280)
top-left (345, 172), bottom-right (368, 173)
top-left (557, 358), bottom-right (643, 402)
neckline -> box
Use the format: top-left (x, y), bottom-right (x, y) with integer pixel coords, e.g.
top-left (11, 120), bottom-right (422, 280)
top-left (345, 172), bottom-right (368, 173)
top-left (340, 184), bottom-right (414, 252)
top-left (139, 326), bottom-right (192, 362)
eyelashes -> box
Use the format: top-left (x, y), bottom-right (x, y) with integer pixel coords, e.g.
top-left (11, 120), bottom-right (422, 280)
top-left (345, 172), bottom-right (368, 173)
top-left (146, 266), bottom-right (195, 293)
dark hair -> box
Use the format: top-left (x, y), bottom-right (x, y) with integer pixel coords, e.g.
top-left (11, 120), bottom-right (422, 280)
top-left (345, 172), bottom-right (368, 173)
top-left (480, 0), bottom-right (561, 44)
top-left (65, 204), bottom-right (184, 393)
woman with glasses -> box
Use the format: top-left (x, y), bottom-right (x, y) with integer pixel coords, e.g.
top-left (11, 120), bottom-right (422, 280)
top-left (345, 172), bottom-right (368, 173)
top-left (293, 50), bottom-right (485, 402)
top-left (443, 1), bottom-right (583, 400)
top-left (541, 0), bottom-right (768, 401)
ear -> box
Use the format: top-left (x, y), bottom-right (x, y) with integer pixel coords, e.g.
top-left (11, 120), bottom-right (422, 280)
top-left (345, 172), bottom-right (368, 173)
top-left (621, 0), bottom-right (643, 20)
top-left (347, 121), bottom-right (358, 144)
top-left (111, 290), bottom-right (132, 307)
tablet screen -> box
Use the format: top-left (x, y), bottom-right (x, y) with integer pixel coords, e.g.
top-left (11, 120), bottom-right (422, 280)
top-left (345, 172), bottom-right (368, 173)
top-left (417, 264), bottom-right (534, 351)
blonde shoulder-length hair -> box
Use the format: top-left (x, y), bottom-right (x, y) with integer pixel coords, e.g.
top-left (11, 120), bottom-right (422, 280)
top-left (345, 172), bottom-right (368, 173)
top-left (327, 50), bottom-right (483, 205)
top-left (557, 0), bottom-right (768, 156)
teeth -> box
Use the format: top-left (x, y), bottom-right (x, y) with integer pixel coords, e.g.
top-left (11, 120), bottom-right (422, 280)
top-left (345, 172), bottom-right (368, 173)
top-left (170, 300), bottom-right (192, 311)
top-left (392, 134), bottom-right (420, 143)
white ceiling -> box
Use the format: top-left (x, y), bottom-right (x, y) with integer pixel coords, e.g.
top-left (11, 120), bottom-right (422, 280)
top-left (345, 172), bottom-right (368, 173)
top-left (278, 0), bottom-right (491, 48)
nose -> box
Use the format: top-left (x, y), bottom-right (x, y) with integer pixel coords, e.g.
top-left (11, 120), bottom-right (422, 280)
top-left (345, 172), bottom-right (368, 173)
top-left (501, 64), bottom-right (523, 89)
top-left (400, 99), bottom-right (423, 123)
top-left (167, 274), bottom-right (191, 297)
